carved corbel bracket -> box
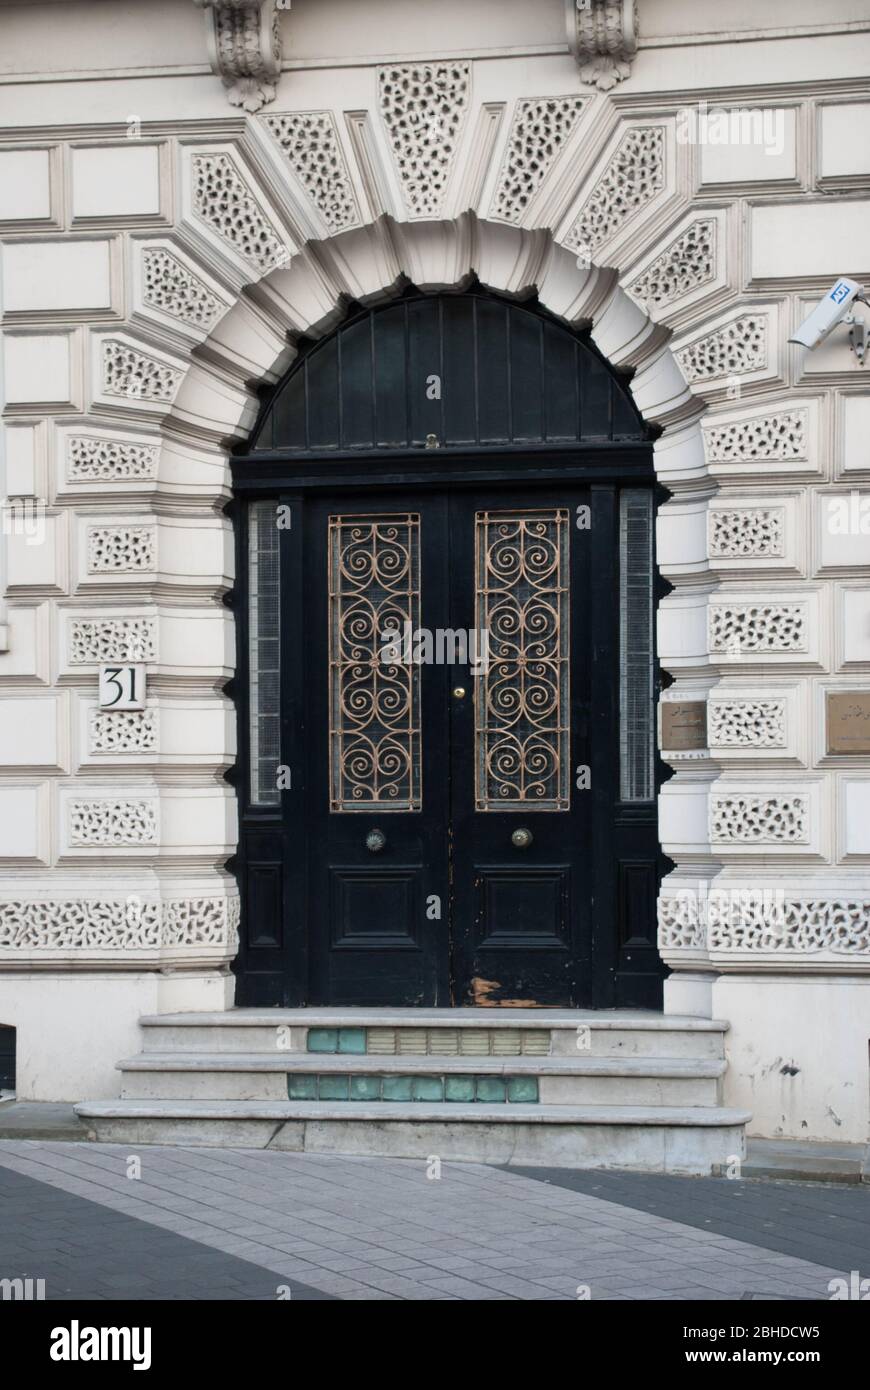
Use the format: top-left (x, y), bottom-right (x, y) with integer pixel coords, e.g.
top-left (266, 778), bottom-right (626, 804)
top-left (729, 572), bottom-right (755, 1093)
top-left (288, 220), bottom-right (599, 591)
top-left (193, 0), bottom-right (283, 113)
top-left (566, 0), bottom-right (638, 92)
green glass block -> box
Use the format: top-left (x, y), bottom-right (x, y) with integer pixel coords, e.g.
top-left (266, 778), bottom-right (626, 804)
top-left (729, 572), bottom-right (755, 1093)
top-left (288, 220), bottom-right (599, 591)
top-left (411, 1075), bottom-right (443, 1101)
top-left (507, 1076), bottom-right (539, 1103)
top-left (317, 1074), bottom-right (349, 1100)
top-left (444, 1076), bottom-right (475, 1103)
top-left (338, 1028), bottom-right (367, 1054)
top-left (382, 1076), bottom-right (413, 1101)
top-left (287, 1074), bottom-right (317, 1100)
top-left (475, 1076), bottom-right (507, 1103)
top-left (350, 1075), bottom-right (381, 1101)
top-left (307, 1028), bottom-right (338, 1054)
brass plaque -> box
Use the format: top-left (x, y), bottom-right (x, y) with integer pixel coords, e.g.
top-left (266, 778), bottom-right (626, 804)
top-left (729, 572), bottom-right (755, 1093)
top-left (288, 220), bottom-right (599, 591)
top-left (826, 692), bottom-right (870, 755)
top-left (661, 701), bottom-right (707, 751)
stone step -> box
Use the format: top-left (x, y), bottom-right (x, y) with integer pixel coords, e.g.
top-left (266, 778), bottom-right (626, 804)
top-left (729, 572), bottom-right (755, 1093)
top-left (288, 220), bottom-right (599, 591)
top-left (117, 1051), bottom-right (725, 1106)
top-left (139, 1009), bottom-right (728, 1060)
top-left (74, 1098), bottom-right (751, 1175)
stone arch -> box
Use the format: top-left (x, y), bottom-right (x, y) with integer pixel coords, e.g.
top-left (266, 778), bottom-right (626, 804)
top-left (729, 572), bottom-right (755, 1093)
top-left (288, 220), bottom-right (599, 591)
top-left (144, 210), bottom-right (718, 983)
top-left (164, 213), bottom-right (701, 475)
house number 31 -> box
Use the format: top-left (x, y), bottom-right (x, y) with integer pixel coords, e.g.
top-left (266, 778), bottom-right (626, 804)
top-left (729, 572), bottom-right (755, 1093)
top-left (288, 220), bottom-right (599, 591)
top-left (98, 664), bottom-right (146, 710)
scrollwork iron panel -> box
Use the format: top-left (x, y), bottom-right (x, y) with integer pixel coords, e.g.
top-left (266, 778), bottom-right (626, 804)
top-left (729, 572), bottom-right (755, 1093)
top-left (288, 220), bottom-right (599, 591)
top-left (329, 513), bottom-right (421, 812)
top-left (475, 509), bottom-right (569, 811)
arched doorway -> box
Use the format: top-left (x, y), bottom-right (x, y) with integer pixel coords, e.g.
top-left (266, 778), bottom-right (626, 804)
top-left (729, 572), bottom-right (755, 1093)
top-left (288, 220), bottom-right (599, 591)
top-left (231, 285), bottom-right (666, 1009)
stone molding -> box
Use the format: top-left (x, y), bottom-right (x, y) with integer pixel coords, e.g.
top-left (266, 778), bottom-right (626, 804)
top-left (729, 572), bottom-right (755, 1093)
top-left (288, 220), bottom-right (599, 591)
top-left (565, 0), bottom-right (639, 91)
top-left (193, 1), bottom-right (282, 114)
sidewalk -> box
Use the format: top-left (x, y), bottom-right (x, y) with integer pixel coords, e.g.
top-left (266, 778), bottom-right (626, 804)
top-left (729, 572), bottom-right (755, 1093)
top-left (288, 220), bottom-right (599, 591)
top-left (1, 1140), bottom-right (868, 1301)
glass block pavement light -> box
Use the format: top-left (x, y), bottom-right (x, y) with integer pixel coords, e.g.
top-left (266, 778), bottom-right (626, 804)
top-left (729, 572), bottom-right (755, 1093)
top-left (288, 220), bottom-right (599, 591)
top-left (287, 1073), bottom-right (540, 1103)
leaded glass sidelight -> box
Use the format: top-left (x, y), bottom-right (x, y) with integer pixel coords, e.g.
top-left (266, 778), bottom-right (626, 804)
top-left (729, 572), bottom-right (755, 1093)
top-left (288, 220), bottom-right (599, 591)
top-left (248, 501), bottom-right (281, 806)
top-left (475, 509), bottom-right (570, 811)
top-left (329, 513), bottom-right (422, 811)
top-left (619, 489), bottom-right (655, 802)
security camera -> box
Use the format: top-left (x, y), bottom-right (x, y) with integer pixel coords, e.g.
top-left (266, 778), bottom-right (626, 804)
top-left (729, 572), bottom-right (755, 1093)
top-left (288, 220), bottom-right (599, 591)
top-left (789, 277), bottom-right (868, 351)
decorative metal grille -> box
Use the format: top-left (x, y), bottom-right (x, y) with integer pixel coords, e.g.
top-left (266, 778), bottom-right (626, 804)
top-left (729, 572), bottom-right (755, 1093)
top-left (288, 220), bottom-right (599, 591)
top-left (475, 509), bottom-right (569, 811)
top-left (329, 513), bottom-right (421, 811)
top-left (248, 501), bottom-right (281, 806)
top-left (619, 489), bottom-right (655, 801)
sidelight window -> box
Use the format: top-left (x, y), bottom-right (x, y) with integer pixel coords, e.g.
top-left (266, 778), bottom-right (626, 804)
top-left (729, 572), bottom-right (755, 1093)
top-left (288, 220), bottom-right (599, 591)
top-left (248, 501), bottom-right (281, 806)
top-left (619, 488), bottom-right (655, 802)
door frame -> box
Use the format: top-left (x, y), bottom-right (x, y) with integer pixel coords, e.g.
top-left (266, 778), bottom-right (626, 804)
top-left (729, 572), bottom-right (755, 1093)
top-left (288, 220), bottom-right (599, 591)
top-left (230, 445), bottom-right (668, 1007)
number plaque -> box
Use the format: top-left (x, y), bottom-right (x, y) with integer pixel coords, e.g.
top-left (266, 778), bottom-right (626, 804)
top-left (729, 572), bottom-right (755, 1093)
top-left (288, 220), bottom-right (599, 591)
top-left (98, 664), bottom-right (146, 711)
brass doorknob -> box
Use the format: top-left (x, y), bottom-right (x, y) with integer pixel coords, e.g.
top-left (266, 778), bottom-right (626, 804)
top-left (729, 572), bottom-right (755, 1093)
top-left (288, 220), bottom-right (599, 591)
top-left (511, 827), bottom-right (533, 849)
top-left (453, 686), bottom-right (466, 699)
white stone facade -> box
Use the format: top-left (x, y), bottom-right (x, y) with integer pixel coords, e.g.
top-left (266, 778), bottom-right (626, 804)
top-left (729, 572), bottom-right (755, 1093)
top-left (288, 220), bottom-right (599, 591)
top-left (0, 0), bottom-right (869, 1144)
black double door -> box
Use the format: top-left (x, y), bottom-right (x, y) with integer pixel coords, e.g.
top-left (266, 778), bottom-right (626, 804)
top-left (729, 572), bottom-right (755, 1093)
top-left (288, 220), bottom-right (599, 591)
top-left (276, 480), bottom-right (650, 1008)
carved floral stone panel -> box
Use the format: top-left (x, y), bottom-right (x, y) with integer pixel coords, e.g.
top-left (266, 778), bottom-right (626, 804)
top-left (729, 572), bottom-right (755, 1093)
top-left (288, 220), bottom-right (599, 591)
top-left (677, 316), bottom-right (767, 383)
top-left (709, 604), bottom-right (806, 654)
top-left (378, 62), bottom-right (471, 217)
top-left (262, 111), bottom-right (360, 232)
top-left (708, 508), bottom-right (785, 559)
top-left (565, 126), bottom-right (665, 254)
top-left (708, 700), bottom-right (787, 748)
top-left (69, 799), bottom-right (158, 847)
top-left (491, 97), bottom-right (585, 224)
top-left (0, 897), bottom-right (239, 950)
top-left (710, 794), bottom-right (808, 843)
top-left (191, 152), bottom-right (286, 272)
top-left (658, 895), bottom-right (870, 955)
top-left (89, 708), bottom-right (159, 754)
top-left (141, 247), bottom-right (223, 330)
top-left (101, 340), bottom-right (181, 403)
top-left (704, 409), bottom-right (808, 463)
top-left (68, 618), bottom-right (157, 664)
top-left (67, 436), bottom-right (159, 483)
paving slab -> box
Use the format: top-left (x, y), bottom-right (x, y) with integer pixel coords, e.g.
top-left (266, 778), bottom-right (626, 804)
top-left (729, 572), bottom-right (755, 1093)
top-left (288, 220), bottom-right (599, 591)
top-left (0, 1101), bottom-right (89, 1141)
top-left (0, 1139), bottom-right (862, 1301)
top-left (0, 1162), bottom-right (331, 1301)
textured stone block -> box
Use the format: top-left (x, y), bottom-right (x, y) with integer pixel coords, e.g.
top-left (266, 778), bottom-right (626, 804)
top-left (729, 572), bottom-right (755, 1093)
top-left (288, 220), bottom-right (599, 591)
top-left (0, 149), bottom-right (51, 221)
top-left (71, 145), bottom-right (161, 219)
top-left (2, 240), bottom-right (112, 312)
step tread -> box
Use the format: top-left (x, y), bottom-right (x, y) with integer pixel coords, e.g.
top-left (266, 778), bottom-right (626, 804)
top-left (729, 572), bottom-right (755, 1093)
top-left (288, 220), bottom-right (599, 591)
top-left (77, 1098), bottom-right (751, 1127)
top-left (140, 1009), bottom-right (729, 1032)
top-left (118, 1052), bottom-right (726, 1077)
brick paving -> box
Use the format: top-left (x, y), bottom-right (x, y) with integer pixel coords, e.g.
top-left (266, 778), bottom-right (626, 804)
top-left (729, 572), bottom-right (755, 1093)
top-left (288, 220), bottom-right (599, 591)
top-left (0, 1140), bottom-right (867, 1301)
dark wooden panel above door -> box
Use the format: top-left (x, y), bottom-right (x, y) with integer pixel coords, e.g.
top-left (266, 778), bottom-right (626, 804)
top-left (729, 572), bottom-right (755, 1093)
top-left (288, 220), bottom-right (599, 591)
top-left (248, 288), bottom-right (646, 456)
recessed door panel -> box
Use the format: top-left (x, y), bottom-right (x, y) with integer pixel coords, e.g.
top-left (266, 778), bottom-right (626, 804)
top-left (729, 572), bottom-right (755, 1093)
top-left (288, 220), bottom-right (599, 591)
top-left (449, 487), bottom-right (597, 1006)
top-left (305, 492), bottom-right (451, 1006)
